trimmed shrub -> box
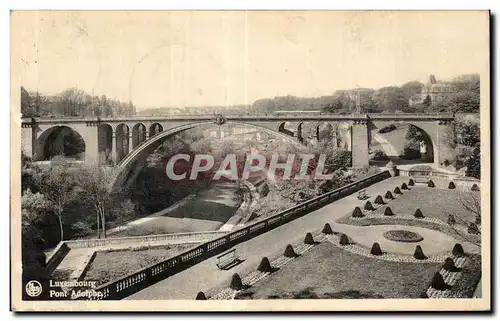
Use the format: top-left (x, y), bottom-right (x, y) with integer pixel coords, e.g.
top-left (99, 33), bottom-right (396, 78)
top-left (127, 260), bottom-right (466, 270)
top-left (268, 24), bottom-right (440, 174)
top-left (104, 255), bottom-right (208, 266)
top-left (284, 244), bottom-right (297, 258)
top-left (419, 291), bottom-right (429, 298)
top-left (413, 245), bottom-right (427, 260)
top-left (394, 187), bottom-right (402, 194)
top-left (401, 183), bottom-right (409, 190)
top-left (448, 181), bottom-right (456, 189)
top-left (339, 233), bottom-right (349, 246)
top-left (322, 223), bottom-right (333, 235)
top-left (195, 291), bottom-right (207, 300)
top-left (304, 232), bottom-right (315, 245)
top-left (452, 243), bottom-right (465, 257)
top-left (468, 223), bottom-right (480, 235)
top-left (257, 257), bottom-right (272, 273)
top-left (447, 214), bottom-right (456, 225)
top-left (409, 179), bottom-right (415, 186)
top-left (374, 195), bottom-right (385, 205)
top-left (427, 180), bottom-right (435, 188)
top-left (352, 206), bottom-right (364, 218)
top-left (443, 257), bottom-right (461, 272)
top-left (414, 209), bottom-right (424, 218)
top-left (230, 273), bottom-right (244, 290)
top-left (364, 201), bottom-right (375, 211)
top-left (370, 242), bottom-right (383, 256)
top-left (384, 207), bottom-right (394, 216)
top-left (431, 272), bottom-right (449, 291)
top-left (471, 183), bottom-right (480, 191)
top-left (385, 191), bottom-right (394, 199)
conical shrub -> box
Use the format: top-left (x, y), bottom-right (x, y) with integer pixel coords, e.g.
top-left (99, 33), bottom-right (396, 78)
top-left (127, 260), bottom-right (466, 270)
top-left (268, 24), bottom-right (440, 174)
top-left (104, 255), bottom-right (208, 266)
top-left (428, 180), bottom-right (435, 188)
top-left (352, 206), bottom-right (364, 218)
top-left (475, 215), bottom-right (481, 225)
top-left (447, 214), bottom-right (456, 225)
top-left (401, 183), bottom-right (409, 190)
top-left (374, 195), bottom-right (385, 205)
top-left (196, 291), bottom-right (207, 300)
top-left (370, 242), bottom-right (383, 256)
top-left (409, 179), bottom-right (415, 186)
top-left (468, 223), bottom-right (480, 235)
top-left (385, 191), bottom-right (394, 199)
top-left (394, 187), bottom-right (402, 194)
top-left (257, 257), bottom-right (272, 273)
top-left (230, 273), bottom-right (244, 290)
top-left (452, 243), bottom-right (465, 257)
top-left (471, 183), bottom-right (480, 191)
top-left (443, 257), bottom-right (461, 272)
top-left (304, 232), bottom-right (315, 245)
top-left (414, 209), bottom-right (424, 218)
top-left (448, 181), bottom-right (456, 189)
top-left (384, 207), bottom-right (394, 216)
top-left (339, 233), bottom-right (349, 245)
top-left (322, 223), bottom-right (333, 235)
top-left (364, 201), bottom-right (375, 211)
top-left (413, 245), bottom-right (427, 260)
top-left (284, 244), bottom-right (297, 258)
top-left (431, 272), bottom-right (449, 290)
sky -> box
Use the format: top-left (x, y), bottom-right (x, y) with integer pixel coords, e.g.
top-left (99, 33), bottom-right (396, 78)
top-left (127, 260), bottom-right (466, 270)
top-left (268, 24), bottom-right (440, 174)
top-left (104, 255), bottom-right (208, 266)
top-left (11, 11), bottom-right (489, 109)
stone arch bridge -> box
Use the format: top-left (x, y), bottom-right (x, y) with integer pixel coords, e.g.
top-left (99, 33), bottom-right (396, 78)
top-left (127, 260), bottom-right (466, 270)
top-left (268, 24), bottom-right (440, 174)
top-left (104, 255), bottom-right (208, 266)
top-left (21, 113), bottom-right (456, 170)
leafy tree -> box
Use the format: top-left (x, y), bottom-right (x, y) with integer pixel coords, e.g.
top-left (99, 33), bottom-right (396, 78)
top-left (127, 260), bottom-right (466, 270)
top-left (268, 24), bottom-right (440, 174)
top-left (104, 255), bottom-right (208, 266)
top-left (401, 81), bottom-right (424, 100)
top-left (372, 86), bottom-right (409, 113)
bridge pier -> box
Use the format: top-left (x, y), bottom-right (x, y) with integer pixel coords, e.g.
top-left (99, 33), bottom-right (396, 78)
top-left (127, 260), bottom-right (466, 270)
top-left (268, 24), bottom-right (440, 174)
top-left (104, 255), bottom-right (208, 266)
top-left (111, 131), bottom-right (117, 165)
top-left (80, 124), bottom-right (100, 163)
top-left (351, 120), bottom-right (370, 168)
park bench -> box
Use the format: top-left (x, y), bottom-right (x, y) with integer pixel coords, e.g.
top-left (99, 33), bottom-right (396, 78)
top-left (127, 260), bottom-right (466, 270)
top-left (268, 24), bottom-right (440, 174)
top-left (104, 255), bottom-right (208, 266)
top-left (357, 189), bottom-right (368, 200)
top-left (216, 249), bottom-right (241, 270)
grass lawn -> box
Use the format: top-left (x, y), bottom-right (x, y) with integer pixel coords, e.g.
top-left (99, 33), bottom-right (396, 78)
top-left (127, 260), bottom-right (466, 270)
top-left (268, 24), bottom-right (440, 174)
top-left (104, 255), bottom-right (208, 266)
top-left (236, 242), bottom-right (441, 299)
top-left (336, 217), bottom-right (481, 246)
top-left (365, 186), bottom-right (480, 226)
top-left (83, 243), bottom-right (198, 285)
top-left (112, 182), bottom-right (242, 235)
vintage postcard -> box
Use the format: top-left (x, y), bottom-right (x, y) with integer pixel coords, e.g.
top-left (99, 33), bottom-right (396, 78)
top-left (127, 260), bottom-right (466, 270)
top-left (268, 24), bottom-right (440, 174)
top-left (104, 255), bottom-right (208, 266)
top-left (10, 10), bottom-right (490, 311)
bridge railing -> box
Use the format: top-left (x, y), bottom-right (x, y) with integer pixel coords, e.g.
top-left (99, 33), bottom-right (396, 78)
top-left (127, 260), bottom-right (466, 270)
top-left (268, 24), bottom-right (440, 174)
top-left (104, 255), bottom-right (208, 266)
top-left (86, 170), bottom-right (391, 300)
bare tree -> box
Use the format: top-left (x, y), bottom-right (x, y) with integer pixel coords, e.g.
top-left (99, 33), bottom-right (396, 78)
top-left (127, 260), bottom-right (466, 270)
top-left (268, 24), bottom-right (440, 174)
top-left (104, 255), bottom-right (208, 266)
top-left (75, 163), bottom-right (118, 239)
top-left (446, 190), bottom-right (481, 246)
top-left (37, 160), bottom-right (75, 242)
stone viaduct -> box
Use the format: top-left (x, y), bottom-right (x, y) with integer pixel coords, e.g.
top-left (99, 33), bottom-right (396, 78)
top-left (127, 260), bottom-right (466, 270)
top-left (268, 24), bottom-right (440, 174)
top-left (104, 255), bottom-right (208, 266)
top-left (21, 113), bottom-right (457, 171)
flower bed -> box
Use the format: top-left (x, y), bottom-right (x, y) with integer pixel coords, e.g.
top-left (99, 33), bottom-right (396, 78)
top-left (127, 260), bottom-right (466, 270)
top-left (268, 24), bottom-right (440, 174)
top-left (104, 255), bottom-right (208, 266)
top-left (383, 230), bottom-right (424, 243)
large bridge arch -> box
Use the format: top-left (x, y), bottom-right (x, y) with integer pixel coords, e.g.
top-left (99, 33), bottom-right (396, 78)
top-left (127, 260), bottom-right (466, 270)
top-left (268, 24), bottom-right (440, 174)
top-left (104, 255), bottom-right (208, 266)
top-left (369, 120), bottom-right (440, 164)
top-left (112, 121), bottom-right (303, 191)
top-left (34, 125), bottom-right (86, 161)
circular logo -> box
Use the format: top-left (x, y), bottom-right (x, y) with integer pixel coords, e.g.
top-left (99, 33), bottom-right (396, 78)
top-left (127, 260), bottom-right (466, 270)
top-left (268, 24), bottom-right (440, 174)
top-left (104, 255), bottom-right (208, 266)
top-left (25, 280), bottom-right (42, 297)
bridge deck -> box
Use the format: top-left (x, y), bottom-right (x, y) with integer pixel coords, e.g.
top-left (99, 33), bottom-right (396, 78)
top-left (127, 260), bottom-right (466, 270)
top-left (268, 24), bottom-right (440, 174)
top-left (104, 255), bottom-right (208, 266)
top-left (21, 113), bottom-right (456, 125)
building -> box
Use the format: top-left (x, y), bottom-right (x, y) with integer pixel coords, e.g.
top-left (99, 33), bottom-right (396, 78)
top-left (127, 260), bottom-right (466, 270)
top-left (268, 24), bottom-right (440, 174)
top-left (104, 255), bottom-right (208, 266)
top-left (409, 74), bottom-right (457, 106)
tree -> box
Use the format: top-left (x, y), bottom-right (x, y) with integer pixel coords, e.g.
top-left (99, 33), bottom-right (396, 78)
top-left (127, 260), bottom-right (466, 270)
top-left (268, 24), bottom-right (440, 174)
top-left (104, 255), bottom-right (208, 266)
top-left (37, 161), bottom-right (75, 242)
top-left (401, 81), bottom-right (424, 101)
top-left (74, 164), bottom-right (118, 238)
top-left (21, 86), bottom-right (33, 116)
top-left (423, 95), bottom-right (432, 107)
top-left (372, 86), bottom-right (409, 113)
top-left (445, 191), bottom-right (481, 246)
